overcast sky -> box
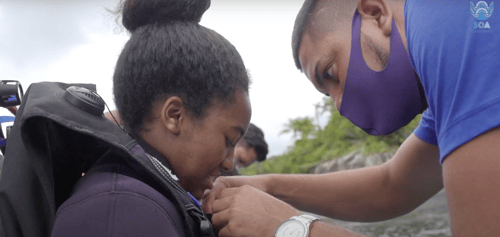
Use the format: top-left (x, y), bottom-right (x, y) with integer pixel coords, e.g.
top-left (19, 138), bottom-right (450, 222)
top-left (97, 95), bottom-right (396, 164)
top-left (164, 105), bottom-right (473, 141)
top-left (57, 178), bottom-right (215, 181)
top-left (0, 0), bottom-right (327, 156)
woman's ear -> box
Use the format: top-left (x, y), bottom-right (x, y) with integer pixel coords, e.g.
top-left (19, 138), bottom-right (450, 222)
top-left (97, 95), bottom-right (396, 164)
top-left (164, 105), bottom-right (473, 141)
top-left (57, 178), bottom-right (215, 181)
top-left (160, 96), bottom-right (185, 135)
top-left (357, 0), bottom-right (392, 36)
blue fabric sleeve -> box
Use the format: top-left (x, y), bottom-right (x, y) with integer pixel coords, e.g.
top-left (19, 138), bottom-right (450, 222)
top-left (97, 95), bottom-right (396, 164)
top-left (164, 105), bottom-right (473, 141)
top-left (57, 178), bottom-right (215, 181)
top-left (406, 1), bottom-right (500, 163)
top-left (51, 192), bottom-right (183, 237)
top-left (414, 109), bottom-right (438, 146)
top-left (438, 98), bottom-right (500, 164)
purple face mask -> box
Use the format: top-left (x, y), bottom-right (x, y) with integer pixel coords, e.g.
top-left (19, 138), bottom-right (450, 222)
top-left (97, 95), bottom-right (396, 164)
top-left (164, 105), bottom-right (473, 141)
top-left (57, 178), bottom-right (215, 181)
top-left (339, 11), bottom-right (427, 135)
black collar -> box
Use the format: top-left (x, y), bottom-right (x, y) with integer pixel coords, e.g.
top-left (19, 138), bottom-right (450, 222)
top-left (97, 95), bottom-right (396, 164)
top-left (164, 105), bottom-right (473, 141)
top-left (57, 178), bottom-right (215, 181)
top-left (129, 133), bottom-right (174, 171)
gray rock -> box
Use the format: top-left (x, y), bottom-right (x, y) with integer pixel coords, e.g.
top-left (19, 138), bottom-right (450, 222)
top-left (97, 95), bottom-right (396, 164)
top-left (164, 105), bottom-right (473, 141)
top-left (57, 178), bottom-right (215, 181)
top-left (312, 150), bottom-right (394, 174)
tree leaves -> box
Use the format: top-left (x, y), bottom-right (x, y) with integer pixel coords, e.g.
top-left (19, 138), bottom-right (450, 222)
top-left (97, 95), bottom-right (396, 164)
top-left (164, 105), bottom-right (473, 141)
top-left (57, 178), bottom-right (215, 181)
top-left (240, 98), bottom-right (422, 175)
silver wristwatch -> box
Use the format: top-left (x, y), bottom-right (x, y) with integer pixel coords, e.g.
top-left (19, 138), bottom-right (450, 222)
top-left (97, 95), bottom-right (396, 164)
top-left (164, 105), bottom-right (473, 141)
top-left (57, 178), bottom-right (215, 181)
top-left (275, 214), bottom-right (319, 237)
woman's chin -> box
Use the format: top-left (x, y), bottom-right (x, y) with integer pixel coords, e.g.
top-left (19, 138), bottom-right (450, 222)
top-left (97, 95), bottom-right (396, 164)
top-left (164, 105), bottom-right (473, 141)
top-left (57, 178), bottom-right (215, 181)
top-left (191, 179), bottom-right (214, 200)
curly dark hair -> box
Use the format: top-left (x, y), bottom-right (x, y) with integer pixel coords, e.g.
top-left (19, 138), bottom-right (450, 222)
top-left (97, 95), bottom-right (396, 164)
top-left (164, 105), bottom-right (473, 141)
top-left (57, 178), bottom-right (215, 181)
top-left (113, 0), bottom-right (249, 134)
top-left (243, 123), bottom-right (268, 162)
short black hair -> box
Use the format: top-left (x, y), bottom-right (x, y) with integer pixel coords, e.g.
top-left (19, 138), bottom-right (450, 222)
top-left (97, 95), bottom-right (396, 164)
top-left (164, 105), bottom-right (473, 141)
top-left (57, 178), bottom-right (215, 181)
top-left (113, 0), bottom-right (249, 134)
top-left (292, 0), bottom-right (402, 71)
top-left (243, 123), bottom-right (268, 162)
top-left (292, 0), bottom-right (319, 70)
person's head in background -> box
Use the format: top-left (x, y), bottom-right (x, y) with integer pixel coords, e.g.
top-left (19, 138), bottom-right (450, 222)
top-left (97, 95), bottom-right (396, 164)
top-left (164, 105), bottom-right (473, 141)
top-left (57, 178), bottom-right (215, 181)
top-left (234, 123), bottom-right (268, 169)
top-left (113, 0), bottom-right (251, 199)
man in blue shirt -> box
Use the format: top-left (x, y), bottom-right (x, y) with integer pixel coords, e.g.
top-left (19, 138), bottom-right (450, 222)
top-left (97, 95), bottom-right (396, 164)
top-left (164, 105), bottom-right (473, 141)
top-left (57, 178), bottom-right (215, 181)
top-left (203, 0), bottom-right (500, 236)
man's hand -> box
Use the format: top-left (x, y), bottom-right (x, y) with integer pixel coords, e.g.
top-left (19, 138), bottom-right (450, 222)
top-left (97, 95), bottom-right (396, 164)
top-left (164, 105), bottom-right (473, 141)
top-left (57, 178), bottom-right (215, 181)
top-left (202, 176), bottom-right (235, 214)
top-left (210, 185), bottom-right (301, 237)
top-left (203, 178), bottom-right (365, 237)
top-left (202, 176), bottom-right (268, 214)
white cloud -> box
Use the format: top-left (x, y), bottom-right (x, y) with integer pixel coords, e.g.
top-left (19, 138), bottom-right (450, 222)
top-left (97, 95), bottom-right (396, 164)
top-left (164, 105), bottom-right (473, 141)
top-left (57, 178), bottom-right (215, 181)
top-left (1, 0), bottom-right (326, 157)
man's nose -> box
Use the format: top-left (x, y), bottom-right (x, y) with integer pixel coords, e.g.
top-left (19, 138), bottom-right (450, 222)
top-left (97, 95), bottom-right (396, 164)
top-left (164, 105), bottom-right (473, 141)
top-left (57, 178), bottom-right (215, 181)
top-left (330, 93), bottom-right (343, 111)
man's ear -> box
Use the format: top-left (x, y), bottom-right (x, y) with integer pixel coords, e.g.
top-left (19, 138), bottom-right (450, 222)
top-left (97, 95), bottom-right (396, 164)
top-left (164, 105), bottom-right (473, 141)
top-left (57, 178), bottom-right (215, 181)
top-left (160, 96), bottom-right (185, 135)
top-left (357, 0), bottom-right (392, 36)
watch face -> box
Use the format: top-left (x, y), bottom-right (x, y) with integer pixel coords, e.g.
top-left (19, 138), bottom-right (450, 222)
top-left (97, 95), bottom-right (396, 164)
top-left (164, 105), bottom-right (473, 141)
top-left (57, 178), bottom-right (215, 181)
top-left (276, 220), bottom-right (306, 237)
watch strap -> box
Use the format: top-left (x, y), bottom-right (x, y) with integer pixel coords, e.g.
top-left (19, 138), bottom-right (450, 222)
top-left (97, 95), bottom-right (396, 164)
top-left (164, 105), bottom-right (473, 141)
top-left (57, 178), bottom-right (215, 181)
top-left (295, 214), bottom-right (319, 222)
top-left (276, 214), bottom-right (319, 237)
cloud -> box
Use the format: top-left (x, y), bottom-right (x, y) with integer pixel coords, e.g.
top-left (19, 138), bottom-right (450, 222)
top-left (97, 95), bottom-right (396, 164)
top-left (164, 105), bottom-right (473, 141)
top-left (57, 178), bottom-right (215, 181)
top-left (0, 0), bottom-right (118, 73)
top-left (0, 0), bottom-right (325, 157)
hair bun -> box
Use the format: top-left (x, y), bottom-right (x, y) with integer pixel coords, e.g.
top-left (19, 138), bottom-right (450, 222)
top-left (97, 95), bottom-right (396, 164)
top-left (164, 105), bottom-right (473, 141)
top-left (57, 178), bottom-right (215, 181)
top-left (122, 0), bottom-right (211, 32)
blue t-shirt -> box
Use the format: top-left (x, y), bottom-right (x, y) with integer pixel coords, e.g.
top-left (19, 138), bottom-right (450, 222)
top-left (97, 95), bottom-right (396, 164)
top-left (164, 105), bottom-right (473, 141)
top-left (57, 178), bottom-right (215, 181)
top-left (405, 1), bottom-right (500, 164)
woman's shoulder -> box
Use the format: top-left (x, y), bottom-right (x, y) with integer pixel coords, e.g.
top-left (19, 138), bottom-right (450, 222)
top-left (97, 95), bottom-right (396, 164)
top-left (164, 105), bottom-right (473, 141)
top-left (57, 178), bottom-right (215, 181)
top-left (51, 168), bottom-right (186, 237)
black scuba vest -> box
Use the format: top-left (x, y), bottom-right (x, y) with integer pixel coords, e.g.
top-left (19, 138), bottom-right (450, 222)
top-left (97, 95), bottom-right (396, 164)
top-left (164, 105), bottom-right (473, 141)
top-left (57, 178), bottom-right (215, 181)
top-left (0, 82), bottom-right (216, 237)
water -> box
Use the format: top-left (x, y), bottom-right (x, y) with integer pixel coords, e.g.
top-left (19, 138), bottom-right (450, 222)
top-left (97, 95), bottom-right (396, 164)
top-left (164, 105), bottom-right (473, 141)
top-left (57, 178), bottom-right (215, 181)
top-left (319, 190), bottom-right (451, 236)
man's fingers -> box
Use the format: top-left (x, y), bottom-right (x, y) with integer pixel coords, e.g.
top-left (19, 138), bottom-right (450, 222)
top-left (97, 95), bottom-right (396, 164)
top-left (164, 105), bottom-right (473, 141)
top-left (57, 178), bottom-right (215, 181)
top-left (211, 208), bottom-right (231, 230)
top-left (217, 225), bottom-right (233, 237)
top-left (216, 187), bottom-right (241, 199)
top-left (203, 183), bottom-right (243, 214)
top-left (202, 177), bottom-right (236, 213)
top-left (211, 186), bottom-right (258, 213)
top-left (201, 189), bottom-right (214, 214)
top-left (211, 195), bottom-right (234, 214)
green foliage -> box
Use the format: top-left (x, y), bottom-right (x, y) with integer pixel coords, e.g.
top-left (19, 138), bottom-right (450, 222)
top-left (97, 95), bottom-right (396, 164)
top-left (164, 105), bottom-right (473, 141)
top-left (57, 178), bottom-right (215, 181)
top-left (240, 98), bottom-right (422, 175)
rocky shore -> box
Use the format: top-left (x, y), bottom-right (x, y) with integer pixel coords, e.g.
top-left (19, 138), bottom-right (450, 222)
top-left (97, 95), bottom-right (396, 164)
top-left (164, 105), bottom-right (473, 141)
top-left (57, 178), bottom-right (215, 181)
top-left (318, 190), bottom-right (451, 237)
top-left (311, 150), bottom-right (451, 236)
top-left (312, 149), bottom-right (394, 174)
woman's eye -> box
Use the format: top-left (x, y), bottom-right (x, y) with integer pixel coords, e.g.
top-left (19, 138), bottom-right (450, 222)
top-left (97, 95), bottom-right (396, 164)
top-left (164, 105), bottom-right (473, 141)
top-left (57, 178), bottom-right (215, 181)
top-left (226, 139), bottom-right (235, 148)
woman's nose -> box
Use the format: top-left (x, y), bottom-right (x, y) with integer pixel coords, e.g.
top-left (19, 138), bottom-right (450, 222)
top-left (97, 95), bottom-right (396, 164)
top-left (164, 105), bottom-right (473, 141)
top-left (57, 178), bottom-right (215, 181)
top-left (221, 151), bottom-right (235, 172)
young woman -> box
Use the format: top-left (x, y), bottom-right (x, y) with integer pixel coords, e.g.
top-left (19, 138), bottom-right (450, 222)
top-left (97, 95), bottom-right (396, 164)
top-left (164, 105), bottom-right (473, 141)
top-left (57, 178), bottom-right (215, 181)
top-left (50, 0), bottom-right (251, 236)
